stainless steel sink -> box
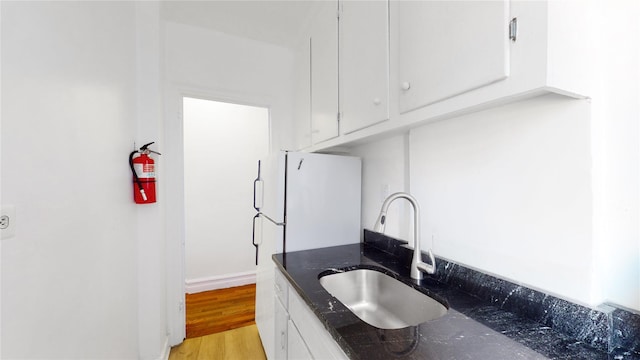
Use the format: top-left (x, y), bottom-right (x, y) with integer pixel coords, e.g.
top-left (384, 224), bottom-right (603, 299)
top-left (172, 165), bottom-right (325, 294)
top-left (319, 269), bottom-right (448, 329)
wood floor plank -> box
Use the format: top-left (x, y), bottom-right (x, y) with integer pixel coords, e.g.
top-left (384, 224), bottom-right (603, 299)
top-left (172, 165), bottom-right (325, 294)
top-left (168, 284), bottom-right (264, 360)
top-left (185, 284), bottom-right (257, 339)
top-left (196, 331), bottom-right (226, 360)
top-left (168, 336), bottom-right (202, 360)
top-left (224, 325), bottom-right (266, 360)
top-left (169, 325), bottom-right (265, 360)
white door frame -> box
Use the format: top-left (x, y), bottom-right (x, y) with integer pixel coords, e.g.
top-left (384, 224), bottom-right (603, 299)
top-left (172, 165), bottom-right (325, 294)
top-left (164, 83), bottom-right (274, 346)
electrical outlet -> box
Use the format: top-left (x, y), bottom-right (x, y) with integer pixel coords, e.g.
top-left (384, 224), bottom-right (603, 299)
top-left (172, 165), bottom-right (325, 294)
top-left (1, 205), bottom-right (16, 240)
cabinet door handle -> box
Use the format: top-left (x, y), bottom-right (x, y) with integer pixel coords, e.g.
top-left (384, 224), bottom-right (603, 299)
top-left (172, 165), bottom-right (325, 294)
top-left (401, 81), bottom-right (411, 91)
top-left (509, 17), bottom-right (518, 42)
top-left (373, 98), bottom-right (382, 105)
top-left (281, 330), bottom-right (286, 350)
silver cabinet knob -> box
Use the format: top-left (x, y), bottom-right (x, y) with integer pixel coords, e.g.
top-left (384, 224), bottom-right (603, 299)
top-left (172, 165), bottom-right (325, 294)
top-left (401, 81), bottom-right (411, 91)
top-left (373, 98), bottom-right (381, 105)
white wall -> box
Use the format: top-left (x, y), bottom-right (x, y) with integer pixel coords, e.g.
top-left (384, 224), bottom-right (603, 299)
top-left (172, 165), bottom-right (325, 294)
top-left (353, 97), bottom-right (597, 306)
top-left (163, 20), bottom-right (295, 344)
top-left (590, 0), bottom-right (640, 310)
top-left (410, 95), bottom-right (594, 304)
top-left (164, 21), bottom-right (294, 154)
top-left (1, 2), bottom-right (140, 358)
top-left (350, 135), bottom-right (411, 242)
top-left (355, 91), bottom-right (639, 310)
top-left (135, 2), bottom-right (168, 359)
top-left (183, 98), bottom-right (269, 286)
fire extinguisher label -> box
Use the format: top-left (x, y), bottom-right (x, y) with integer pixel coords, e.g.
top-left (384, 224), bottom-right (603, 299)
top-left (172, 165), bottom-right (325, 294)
top-left (134, 163), bottom-right (155, 178)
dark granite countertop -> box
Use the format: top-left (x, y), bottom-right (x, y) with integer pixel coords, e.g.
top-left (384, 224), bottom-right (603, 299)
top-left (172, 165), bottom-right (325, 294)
top-left (273, 241), bottom-right (640, 360)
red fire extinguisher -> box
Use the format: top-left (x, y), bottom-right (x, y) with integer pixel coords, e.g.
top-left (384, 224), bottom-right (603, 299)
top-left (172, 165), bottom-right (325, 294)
top-left (129, 142), bottom-right (161, 204)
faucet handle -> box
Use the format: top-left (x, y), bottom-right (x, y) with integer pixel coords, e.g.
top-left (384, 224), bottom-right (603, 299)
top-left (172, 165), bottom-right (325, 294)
top-left (416, 249), bottom-right (436, 275)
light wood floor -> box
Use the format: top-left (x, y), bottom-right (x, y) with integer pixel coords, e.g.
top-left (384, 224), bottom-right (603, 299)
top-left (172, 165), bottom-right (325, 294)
top-left (169, 324), bottom-right (266, 360)
top-left (169, 284), bottom-right (265, 360)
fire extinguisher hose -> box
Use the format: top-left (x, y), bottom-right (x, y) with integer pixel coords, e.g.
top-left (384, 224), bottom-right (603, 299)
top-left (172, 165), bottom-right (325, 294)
top-left (129, 150), bottom-right (148, 201)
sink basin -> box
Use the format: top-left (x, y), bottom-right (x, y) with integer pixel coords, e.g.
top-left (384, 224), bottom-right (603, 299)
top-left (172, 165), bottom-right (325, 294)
top-left (319, 269), bottom-right (448, 329)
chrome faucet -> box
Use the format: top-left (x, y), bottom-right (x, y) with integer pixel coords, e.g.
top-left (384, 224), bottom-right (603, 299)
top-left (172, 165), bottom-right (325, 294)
top-left (373, 192), bottom-right (436, 280)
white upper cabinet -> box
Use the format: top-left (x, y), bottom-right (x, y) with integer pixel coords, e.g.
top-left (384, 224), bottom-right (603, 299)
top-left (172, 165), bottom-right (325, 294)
top-left (293, 38), bottom-right (312, 150)
top-left (301, 0), bottom-right (592, 152)
top-left (310, 1), bottom-right (339, 144)
top-left (398, 0), bottom-right (510, 114)
top-left (339, 0), bottom-right (390, 134)
top-left (392, 0), bottom-right (592, 123)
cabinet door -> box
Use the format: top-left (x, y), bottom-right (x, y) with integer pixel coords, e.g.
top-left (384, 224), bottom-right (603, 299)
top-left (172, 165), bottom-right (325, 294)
top-left (398, 0), bottom-right (510, 113)
top-left (274, 297), bottom-right (289, 360)
top-left (310, 0), bottom-right (339, 144)
top-left (339, 0), bottom-right (389, 134)
top-left (288, 285), bottom-right (348, 359)
top-left (287, 319), bottom-right (312, 360)
top-left (294, 38), bottom-right (312, 150)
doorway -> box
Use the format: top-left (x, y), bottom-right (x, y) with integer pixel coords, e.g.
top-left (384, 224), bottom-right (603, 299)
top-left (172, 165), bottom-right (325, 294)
top-left (182, 97), bottom-right (270, 293)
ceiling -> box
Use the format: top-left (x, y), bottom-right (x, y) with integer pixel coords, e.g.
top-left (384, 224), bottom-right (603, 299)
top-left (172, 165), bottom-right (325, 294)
top-left (162, 1), bottom-right (322, 49)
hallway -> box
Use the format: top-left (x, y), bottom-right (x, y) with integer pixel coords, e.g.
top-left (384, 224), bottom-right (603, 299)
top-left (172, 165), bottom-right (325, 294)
top-left (169, 284), bottom-right (265, 359)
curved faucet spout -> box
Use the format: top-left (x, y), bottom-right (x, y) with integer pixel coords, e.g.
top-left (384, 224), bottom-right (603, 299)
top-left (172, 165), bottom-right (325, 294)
top-left (373, 192), bottom-right (436, 280)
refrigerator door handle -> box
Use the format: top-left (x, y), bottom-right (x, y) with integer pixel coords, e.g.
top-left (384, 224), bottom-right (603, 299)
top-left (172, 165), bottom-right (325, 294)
top-left (252, 213), bottom-right (260, 265)
top-left (252, 212), bottom-right (284, 266)
top-left (253, 161), bottom-right (263, 211)
top-left (261, 212), bottom-right (285, 226)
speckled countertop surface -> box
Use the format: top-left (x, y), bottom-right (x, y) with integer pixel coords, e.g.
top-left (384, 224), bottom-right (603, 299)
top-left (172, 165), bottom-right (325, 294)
top-left (273, 242), bottom-right (640, 360)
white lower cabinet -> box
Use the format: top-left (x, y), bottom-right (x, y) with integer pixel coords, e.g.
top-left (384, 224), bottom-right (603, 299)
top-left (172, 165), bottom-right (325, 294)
top-left (287, 320), bottom-right (313, 360)
top-left (274, 297), bottom-right (289, 360)
top-left (274, 268), bottom-right (348, 360)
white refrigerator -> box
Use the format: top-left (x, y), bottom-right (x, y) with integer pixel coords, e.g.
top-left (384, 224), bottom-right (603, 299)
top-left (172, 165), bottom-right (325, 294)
top-left (252, 151), bottom-right (362, 359)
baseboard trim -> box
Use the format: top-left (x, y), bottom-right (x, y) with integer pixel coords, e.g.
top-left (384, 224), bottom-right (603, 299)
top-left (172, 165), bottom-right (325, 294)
top-left (185, 271), bottom-right (256, 294)
top-left (157, 336), bottom-right (170, 360)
